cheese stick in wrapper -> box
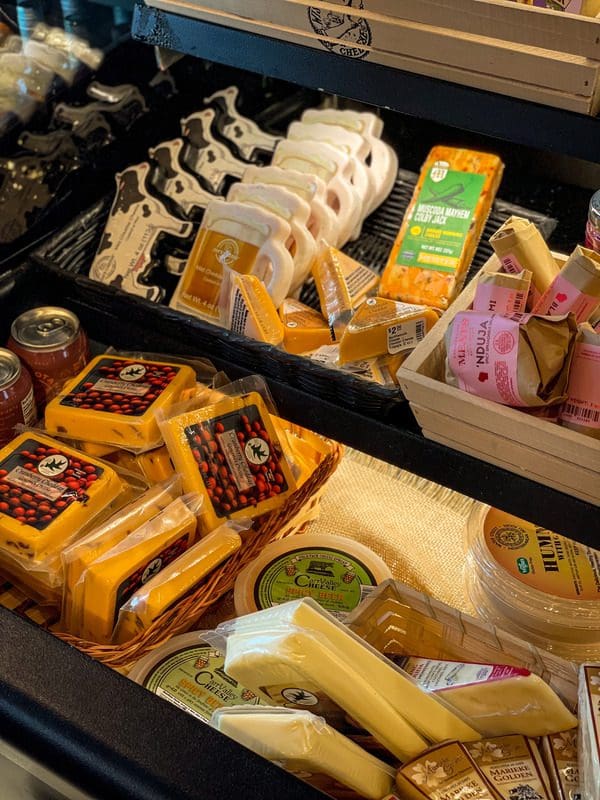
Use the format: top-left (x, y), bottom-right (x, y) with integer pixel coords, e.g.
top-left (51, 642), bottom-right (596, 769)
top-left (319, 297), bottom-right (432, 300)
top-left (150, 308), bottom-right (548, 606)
top-left (445, 311), bottom-right (577, 407)
top-left (473, 269), bottom-right (531, 315)
top-left (559, 323), bottom-right (600, 438)
top-left (490, 217), bottom-right (559, 306)
top-left (534, 245), bottom-right (600, 323)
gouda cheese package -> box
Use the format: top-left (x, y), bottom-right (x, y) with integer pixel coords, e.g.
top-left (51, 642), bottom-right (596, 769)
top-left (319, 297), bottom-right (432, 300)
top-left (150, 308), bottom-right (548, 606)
top-left (0, 432), bottom-right (127, 565)
top-left (228, 273), bottom-right (284, 346)
top-left (159, 392), bottom-right (297, 532)
top-left (279, 297), bottom-right (333, 355)
top-left (78, 494), bottom-right (199, 643)
top-left (312, 246), bottom-right (379, 339)
top-left (339, 297), bottom-right (438, 364)
top-left (45, 355), bottom-right (197, 452)
top-left (61, 475), bottom-right (183, 635)
top-left (381, 146), bottom-right (504, 310)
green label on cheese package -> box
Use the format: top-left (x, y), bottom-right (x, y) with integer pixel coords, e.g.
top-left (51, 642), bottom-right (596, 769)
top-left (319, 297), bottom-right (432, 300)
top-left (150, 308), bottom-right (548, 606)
top-left (255, 546), bottom-right (377, 619)
top-left (397, 164), bottom-right (485, 273)
top-left (143, 644), bottom-right (261, 722)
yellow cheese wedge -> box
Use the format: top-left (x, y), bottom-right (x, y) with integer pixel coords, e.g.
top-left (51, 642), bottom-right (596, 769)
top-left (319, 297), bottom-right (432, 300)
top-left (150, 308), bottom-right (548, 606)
top-left (338, 297), bottom-right (438, 364)
top-left (45, 355), bottom-right (197, 452)
top-left (0, 432), bottom-right (126, 564)
top-left (61, 475), bottom-right (183, 635)
top-left (212, 707), bottom-right (395, 800)
top-left (219, 599), bottom-right (481, 746)
top-left (114, 522), bottom-right (242, 643)
top-left (466, 735), bottom-right (554, 800)
top-left (78, 495), bottom-right (198, 643)
top-left (312, 246), bottom-right (379, 339)
top-left (99, 446), bottom-right (175, 484)
top-left (228, 273), bottom-right (284, 346)
top-left (279, 297), bottom-right (333, 355)
top-left (159, 392), bottom-right (297, 533)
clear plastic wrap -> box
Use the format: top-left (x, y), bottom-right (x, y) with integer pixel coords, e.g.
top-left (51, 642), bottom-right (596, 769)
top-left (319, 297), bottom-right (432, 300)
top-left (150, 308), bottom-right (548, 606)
top-left (541, 729), bottom-right (581, 800)
top-left (211, 706), bottom-right (395, 800)
top-left (76, 494), bottom-right (201, 643)
top-left (61, 475), bottom-right (183, 633)
top-left (465, 503), bottom-right (600, 661)
top-left (578, 663), bottom-right (600, 800)
top-left (114, 520), bottom-right (247, 643)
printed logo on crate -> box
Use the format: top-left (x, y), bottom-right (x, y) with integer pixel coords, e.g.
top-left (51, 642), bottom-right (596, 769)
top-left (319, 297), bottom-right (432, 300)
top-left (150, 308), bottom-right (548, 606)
top-left (307, 1), bottom-right (371, 59)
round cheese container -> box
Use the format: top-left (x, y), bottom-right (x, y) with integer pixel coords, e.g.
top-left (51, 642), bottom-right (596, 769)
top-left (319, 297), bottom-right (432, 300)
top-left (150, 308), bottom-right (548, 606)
top-left (465, 503), bottom-right (600, 661)
top-left (233, 533), bottom-right (392, 619)
top-left (128, 632), bottom-right (262, 722)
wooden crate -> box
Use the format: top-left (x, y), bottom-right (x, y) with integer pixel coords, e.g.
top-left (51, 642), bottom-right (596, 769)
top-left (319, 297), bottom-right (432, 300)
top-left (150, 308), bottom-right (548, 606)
top-left (145, 0), bottom-right (600, 114)
top-left (397, 253), bottom-right (600, 507)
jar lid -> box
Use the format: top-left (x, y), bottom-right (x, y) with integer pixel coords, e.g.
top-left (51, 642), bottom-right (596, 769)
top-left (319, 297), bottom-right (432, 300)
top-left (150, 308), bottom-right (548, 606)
top-left (590, 190), bottom-right (600, 227)
top-left (0, 348), bottom-right (21, 390)
top-left (11, 307), bottom-right (80, 351)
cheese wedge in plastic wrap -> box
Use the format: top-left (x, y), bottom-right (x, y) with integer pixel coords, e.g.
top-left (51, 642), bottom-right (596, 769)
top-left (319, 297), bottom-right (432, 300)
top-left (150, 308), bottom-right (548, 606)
top-left (338, 297), bottom-right (438, 365)
top-left (227, 273), bottom-right (284, 346)
top-left (113, 521), bottom-right (244, 643)
top-left (396, 656), bottom-right (577, 737)
top-left (212, 707), bottom-right (395, 800)
top-left (466, 735), bottom-right (554, 800)
top-left (45, 355), bottom-right (197, 452)
top-left (381, 146), bottom-right (504, 310)
top-left (578, 663), bottom-right (600, 800)
top-left (78, 494), bottom-right (199, 643)
top-left (61, 475), bottom-right (183, 634)
top-left (279, 298), bottom-right (333, 355)
top-left (212, 599), bottom-right (481, 751)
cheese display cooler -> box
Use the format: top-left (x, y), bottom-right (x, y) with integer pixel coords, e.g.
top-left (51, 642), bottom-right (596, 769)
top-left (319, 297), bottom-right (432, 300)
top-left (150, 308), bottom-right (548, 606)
top-left (0, 1), bottom-right (599, 799)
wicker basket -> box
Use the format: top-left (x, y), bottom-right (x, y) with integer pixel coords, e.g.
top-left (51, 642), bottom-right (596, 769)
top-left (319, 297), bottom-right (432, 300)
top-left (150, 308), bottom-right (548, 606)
top-left (54, 433), bottom-right (342, 671)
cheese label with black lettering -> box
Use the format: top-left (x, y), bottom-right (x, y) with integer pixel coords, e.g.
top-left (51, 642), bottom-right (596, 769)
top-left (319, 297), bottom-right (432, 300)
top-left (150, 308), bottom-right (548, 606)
top-left (466, 736), bottom-right (553, 800)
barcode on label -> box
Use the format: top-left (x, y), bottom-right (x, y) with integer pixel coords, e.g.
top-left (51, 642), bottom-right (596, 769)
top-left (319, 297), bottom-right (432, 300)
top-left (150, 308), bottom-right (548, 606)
top-left (387, 318), bottom-right (425, 355)
top-left (416, 320), bottom-right (425, 341)
top-left (229, 289), bottom-right (249, 335)
top-left (21, 388), bottom-right (36, 426)
top-left (561, 402), bottom-right (600, 427)
top-left (514, 291), bottom-right (527, 311)
top-left (501, 255), bottom-right (523, 275)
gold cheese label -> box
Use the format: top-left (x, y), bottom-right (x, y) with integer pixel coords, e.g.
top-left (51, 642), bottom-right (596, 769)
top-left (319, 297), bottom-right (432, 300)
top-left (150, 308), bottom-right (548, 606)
top-left (60, 357), bottom-right (181, 416)
top-left (584, 665), bottom-right (600, 759)
top-left (467, 736), bottom-right (553, 800)
top-left (544, 731), bottom-right (581, 800)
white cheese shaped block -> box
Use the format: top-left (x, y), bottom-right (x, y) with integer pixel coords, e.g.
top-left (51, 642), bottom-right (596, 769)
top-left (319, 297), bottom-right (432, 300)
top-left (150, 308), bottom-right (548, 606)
top-left (217, 598), bottom-right (481, 745)
top-left (212, 707), bottom-right (395, 800)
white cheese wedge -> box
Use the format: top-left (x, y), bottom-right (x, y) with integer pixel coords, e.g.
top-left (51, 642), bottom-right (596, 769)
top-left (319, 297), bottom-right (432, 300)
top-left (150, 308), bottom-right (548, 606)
top-left (217, 598), bottom-right (481, 744)
top-left (212, 707), bottom-right (395, 800)
top-left (398, 656), bottom-right (577, 738)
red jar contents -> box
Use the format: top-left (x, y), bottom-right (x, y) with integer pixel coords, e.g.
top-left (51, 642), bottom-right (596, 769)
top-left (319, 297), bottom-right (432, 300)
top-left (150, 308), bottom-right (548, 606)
top-left (8, 307), bottom-right (90, 412)
top-left (0, 349), bottom-right (37, 446)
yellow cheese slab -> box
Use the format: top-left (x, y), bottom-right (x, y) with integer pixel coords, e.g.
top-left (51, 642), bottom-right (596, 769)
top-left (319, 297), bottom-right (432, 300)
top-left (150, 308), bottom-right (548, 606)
top-left (228, 273), bottom-right (284, 346)
top-left (61, 475), bottom-right (183, 635)
top-left (338, 297), bottom-right (439, 364)
top-left (213, 707), bottom-right (395, 800)
top-left (279, 297), bottom-right (333, 355)
top-left (0, 432), bottom-right (126, 564)
top-left (114, 522), bottom-right (242, 642)
top-left (45, 355), bottom-right (197, 452)
top-left (100, 446), bottom-right (175, 484)
top-left (160, 392), bottom-right (297, 533)
top-left (79, 495), bottom-right (198, 643)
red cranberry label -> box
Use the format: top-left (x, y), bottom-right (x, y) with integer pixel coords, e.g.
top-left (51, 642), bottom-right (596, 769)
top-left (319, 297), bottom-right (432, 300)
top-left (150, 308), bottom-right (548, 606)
top-left (60, 358), bottom-right (180, 416)
top-left (0, 439), bottom-right (104, 529)
top-left (113, 533), bottom-right (191, 625)
top-left (184, 404), bottom-right (289, 518)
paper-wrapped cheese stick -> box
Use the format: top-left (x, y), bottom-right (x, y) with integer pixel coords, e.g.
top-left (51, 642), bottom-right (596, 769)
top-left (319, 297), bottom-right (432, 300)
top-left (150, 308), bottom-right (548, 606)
top-left (445, 311), bottom-right (577, 407)
top-left (534, 245), bottom-right (600, 323)
top-left (473, 269), bottom-right (531, 315)
top-left (559, 323), bottom-right (600, 438)
top-left (490, 217), bottom-right (559, 305)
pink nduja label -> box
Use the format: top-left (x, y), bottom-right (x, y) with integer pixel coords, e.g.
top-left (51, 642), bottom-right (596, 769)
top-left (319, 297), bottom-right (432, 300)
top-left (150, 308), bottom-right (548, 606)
top-left (473, 282), bottom-right (528, 315)
top-left (560, 342), bottom-right (600, 429)
top-left (448, 312), bottom-right (524, 406)
top-left (534, 272), bottom-right (600, 323)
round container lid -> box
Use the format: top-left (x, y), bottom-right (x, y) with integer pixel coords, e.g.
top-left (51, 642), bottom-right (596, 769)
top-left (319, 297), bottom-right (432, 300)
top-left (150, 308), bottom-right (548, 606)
top-left (590, 189), bottom-right (600, 228)
top-left (234, 533), bottom-right (392, 619)
top-left (0, 347), bottom-right (21, 390)
top-left (11, 307), bottom-right (80, 351)
top-left (128, 632), bottom-right (262, 722)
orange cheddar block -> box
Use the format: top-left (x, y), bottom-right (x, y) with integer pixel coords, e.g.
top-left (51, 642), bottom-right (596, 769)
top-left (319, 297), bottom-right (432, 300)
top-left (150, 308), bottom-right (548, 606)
top-left (45, 355), bottom-right (197, 452)
top-left (381, 147), bottom-right (504, 310)
top-left (228, 273), bottom-right (284, 346)
top-left (279, 298), bottom-right (333, 355)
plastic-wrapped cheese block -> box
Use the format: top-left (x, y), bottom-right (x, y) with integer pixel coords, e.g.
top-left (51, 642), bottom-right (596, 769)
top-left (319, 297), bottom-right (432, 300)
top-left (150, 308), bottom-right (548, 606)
top-left (61, 475), bottom-right (183, 634)
top-left (45, 355), bottom-right (197, 452)
top-left (227, 273), bottom-right (284, 346)
top-left (213, 599), bottom-right (481, 749)
top-left (381, 146), bottom-right (504, 310)
top-left (159, 391), bottom-right (297, 533)
top-left (279, 298), bottom-right (333, 355)
top-left (466, 735), bottom-right (554, 800)
top-left (541, 729), bottom-right (581, 800)
top-left (212, 707), bottom-right (395, 800)
top-left (114, 521), bottom-right (243, 643)
top-left (396, 656), bottom-right (577, 737)
top-left (578, 663), bottom-right (600, 800)
top-left (78, 494), bottom-right (199, 643)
